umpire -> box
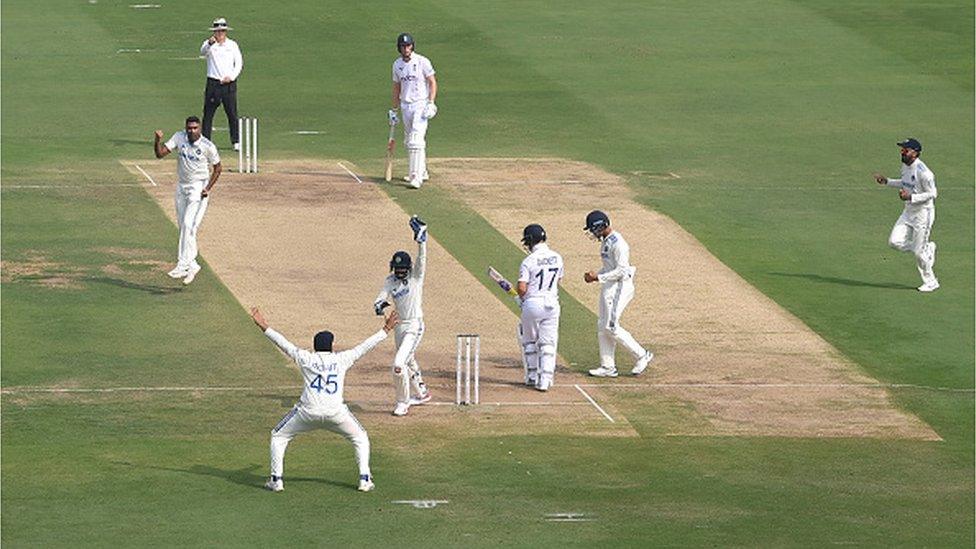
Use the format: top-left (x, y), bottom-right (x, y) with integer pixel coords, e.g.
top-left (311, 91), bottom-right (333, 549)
top-left (200, 18), bottom-right (243, 150)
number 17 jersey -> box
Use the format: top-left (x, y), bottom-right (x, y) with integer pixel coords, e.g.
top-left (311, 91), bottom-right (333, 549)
top-left (518, 243), bottom-right (564, 301)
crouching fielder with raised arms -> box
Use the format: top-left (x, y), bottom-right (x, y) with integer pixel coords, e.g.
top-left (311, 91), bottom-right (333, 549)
top-left (517, 224), bottom-right (564, 391)
top-left (251, 307), bottom-right (398, 493)
top-left (583, 210), bottom-right (653, 377)
top-left (374, 216), bottom-right (432, 416)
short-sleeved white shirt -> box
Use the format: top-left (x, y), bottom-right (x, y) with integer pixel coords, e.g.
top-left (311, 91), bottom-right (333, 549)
top-left (518, 243), bottom-right (564, 301)
top-left (164, 131), bottom-right (220, 187)
top-left (393, 52), bottom-right (435, 104)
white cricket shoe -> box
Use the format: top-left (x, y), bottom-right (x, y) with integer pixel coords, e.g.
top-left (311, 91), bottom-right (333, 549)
top-left (917, 280), bottom-right (940, 293)
top-left (402, 172), bottom-right (429, 182)
top-left (588, 366), bottom-right (618, 378)
top-left (392, 402), bottom-right (410, 416)
top-left (167, 266), bottom-right (189, 278)
top-left (632, 352), bottom-right (654, 376)
top-left (408, 392), bottom-right (432, 406)
top-left (264, 478), bottom-right (283, 492)
top-left (233, 142), bottom-right (241, 152)
top-left (358, 475), bottom-right (375, 492)
top-left (408, 177), bottom-right (423, 189)
top-left (183, 264), bottom-right (202, 285)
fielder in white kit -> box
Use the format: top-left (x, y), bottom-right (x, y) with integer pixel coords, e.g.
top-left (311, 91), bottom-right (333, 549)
top-left (517, 224), bottom-right (564, 391)
top-left (873, 137), bottom-right (939, 292)
top-left (583, 210), bottom-right (654, 377)
top-left (374, 216), bottom-right (432, 416)
top-left (389, 32), bottom-right (437, 189)
top-left (153, 116), bottom-right (222, 285)
top-left (250, 306), bottom-right (398, 493)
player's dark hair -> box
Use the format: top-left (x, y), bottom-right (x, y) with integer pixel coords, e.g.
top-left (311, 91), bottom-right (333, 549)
top-left (185, 115), bottom-right (202, 125)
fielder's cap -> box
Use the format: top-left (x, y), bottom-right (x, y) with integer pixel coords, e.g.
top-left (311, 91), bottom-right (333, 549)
top-left (210, 18), bottom-right (232, 31)
top-left (897, 137), bottom-right (922, 152)
top-left (313, 330), bottom-right (334, 352)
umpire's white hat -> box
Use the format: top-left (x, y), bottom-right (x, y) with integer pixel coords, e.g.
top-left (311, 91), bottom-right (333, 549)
top-left (210, 18), bottom-right (232, 31)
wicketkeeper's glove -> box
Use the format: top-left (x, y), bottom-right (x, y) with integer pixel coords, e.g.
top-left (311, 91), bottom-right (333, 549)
top-left (409, 215), bottom-right (428, 243)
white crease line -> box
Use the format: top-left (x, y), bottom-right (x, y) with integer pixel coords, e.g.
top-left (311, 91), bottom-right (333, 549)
top-left (427, 401), bottom-right (588, 407)
top-left (3, 184), bottom-right (145, 189)
top-left (133, 164), bottom-right (158, 187)
top-left (566, 382), bottom-right (975, 393)
top-left (574, 384), bottom-right (615, 423)
top-left (293, 131), bottom-right (322, 135)
top-left (337, 162), bottom-right (363, 184)
top-left (1, 386), bottom-right (300, 394)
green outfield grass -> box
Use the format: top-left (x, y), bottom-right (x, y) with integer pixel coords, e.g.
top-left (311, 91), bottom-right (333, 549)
top-left (3, 0), bottom-right (973, 546)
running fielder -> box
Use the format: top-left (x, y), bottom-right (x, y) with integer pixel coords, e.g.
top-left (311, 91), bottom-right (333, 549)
top-left (873, 137), bottom-right (939, 292)
top-left (517, 224), bottom-right (564, 391)
top-left (389, 32), bottom-right (437, 189)
top-left (153, 115), bottom-right (221, 285)
top-left (583, 210), bottom-right (654, 377)
top-left (373, 216), bottom-right (432, 416)
top-left (251, 306), bottom-right (398, 493)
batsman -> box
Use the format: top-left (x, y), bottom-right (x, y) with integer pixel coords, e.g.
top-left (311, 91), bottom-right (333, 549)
top-left (373, 216), bottom-right (432, 416)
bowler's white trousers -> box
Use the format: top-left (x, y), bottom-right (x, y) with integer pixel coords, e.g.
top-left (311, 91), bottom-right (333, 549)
top-left (174, 183), bottom-right (208, 269)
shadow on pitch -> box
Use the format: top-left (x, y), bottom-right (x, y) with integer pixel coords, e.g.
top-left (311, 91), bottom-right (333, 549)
top-left (768, 272), bottom-right (916, 290)
top-left (111, 461), bottom-right (356, 491)
top-left (88, 276), bottom-right (184, 295)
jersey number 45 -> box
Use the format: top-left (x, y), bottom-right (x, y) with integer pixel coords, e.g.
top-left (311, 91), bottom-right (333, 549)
top-left (310, 374), bottom-right (338, 394)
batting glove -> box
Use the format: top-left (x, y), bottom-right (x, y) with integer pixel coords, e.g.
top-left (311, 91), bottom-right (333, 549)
top-left (374, 301), bottom-right (390, 316)
top-left (409, 215), bottom-right (428, 243)
top-left (388, 109), bottom-right (398, 126)
top-left (422, 102), bottom-right (437, 120)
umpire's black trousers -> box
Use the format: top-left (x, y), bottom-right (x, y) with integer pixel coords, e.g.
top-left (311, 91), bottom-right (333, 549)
top-left (202, 77), bottom-right (239, 145)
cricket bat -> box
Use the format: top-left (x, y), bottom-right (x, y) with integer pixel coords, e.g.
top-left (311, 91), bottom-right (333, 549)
top-left (384, 123), bottom-right (395, 182)
top-left (487, 266), bottom-right (518, 296)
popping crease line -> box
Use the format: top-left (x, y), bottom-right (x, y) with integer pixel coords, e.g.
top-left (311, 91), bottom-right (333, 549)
top-left (4, 381), bottom-right (970, 395)
top-left (568, 382), bottom-right (975, 393)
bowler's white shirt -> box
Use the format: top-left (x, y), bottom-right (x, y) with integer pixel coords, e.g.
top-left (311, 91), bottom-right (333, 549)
top-left (393, 52), bottom-right (435, 104)
top-left (518, 243), bottom-right (564, 301)
top-left (264, 328), bottom-right (387, 415)
top-left (597, 231), bottom-right (636, 284)
top-left (200, 38), bottom-right (243, 81)
top-left (164, 132), bottom-right (220, 187)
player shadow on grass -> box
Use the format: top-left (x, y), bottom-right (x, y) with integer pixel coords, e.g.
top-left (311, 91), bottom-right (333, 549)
top-left (111, 461), bottom-right (357, 491)
top-left (88, 276), bottom-right (185, 295)
top-left (768, 272), bottom-right (917, 290)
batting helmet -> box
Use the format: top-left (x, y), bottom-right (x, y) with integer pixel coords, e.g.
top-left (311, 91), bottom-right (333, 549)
top-left (521, 224), bottom-right (547, 249)
top-left (396, 33), bottom-right (415, 51)
top-left (584, 210), bottom-right (610, 237)
top-left (390, 250), bottom-right (412, 279)
top-left (313, 330), bottom-right (334, 352)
